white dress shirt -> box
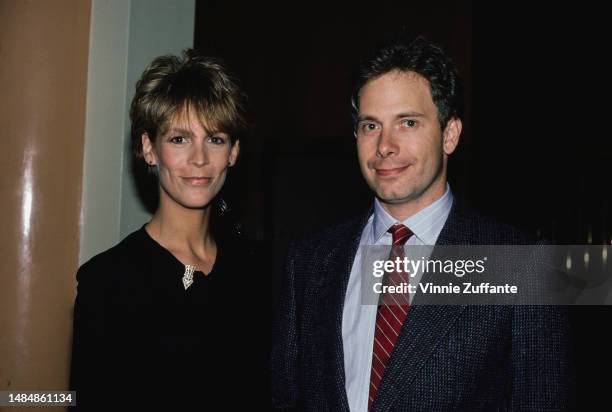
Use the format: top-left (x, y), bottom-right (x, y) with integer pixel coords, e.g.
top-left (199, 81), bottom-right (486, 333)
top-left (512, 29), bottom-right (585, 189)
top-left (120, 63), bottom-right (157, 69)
top-left (342, 184), bottom-right (454, 412)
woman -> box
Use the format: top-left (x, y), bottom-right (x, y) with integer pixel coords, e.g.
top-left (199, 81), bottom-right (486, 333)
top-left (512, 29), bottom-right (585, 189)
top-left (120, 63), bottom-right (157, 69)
top-left (70, 50), bottom-right (271, 410)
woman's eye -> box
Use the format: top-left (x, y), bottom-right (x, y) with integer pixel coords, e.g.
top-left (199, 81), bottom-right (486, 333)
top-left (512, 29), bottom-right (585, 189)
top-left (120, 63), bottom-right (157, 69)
top-left (208, 136), bottom-right (226, 145)
top-left (169, 136), bottom-right (185, 144)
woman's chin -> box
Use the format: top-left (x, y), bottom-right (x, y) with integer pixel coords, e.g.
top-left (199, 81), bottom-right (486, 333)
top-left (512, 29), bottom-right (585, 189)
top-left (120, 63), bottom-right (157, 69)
top-left (164, 194), bottom-right (216, 210)
top-left (182, 199), bottom-right (215, 210)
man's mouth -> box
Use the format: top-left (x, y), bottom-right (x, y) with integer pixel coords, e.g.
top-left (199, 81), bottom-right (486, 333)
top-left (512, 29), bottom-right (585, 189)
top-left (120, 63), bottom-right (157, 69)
top-left (374, 165), bottom-right (410, 177)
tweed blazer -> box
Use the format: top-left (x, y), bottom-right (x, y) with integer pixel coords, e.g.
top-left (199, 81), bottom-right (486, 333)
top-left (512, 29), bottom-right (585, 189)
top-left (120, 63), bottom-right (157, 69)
top-left (271, 204), bottom-right (572, 411)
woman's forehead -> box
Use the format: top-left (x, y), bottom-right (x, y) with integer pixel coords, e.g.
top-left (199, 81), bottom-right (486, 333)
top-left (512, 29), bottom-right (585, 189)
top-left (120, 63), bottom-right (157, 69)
top-left (167, 105), bottom-right (219, 134)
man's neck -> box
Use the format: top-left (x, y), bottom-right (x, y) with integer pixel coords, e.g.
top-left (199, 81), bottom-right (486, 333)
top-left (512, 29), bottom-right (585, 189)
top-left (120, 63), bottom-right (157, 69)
top-left (380, 182), bottom-right (447, 222)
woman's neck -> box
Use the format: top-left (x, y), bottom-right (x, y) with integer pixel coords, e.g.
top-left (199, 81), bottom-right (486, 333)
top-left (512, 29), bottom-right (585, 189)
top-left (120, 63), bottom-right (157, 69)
top-left (145, 199), bottom-right (215, 260)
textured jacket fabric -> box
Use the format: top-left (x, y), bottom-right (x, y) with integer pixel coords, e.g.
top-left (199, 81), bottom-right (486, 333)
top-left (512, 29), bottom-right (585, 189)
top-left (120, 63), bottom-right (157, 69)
top-left (271, 204), bottom-right (572, 411)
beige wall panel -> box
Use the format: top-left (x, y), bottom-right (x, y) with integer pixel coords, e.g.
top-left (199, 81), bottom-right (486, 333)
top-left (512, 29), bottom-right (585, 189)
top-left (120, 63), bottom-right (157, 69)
top-left (0, 0), bottom-right (92, 407)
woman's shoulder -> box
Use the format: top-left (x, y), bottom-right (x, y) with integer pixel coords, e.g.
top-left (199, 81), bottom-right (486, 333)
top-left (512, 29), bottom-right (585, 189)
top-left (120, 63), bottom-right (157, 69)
top-left (217, 234), bottom-right (272, 289)
top-left (219, 234), bottom-right (266, 264)
top-left (76, 227), bottom-right (151, 286)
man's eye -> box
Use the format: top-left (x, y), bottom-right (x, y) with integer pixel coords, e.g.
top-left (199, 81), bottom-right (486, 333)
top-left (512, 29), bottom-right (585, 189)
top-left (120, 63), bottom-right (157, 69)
top-left (360, 123), bottom-right (378, 133)
top-left (169, 136), bottom-right (185, 144)
top-left (403, 119), bottom-right (417, 128)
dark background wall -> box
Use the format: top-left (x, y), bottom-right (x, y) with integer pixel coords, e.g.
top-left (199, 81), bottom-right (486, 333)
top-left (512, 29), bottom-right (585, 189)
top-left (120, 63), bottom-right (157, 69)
top-left (195, 1), bottom-right (471, 244)
top-left (194, 0), bottom-right (610, 408)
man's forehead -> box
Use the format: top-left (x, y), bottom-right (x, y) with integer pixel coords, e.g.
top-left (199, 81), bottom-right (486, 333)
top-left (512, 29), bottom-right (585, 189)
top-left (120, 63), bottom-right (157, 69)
top-left (364, 70), bottom-right (428, 90)
top-left (358, 71), bottom-right (434, 115)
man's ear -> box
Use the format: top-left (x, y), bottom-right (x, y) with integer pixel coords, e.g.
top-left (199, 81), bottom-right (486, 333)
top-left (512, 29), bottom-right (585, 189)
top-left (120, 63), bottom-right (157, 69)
top-left (228, 140), bottom-right (240, 166)
top-left (142, 133), bottom-right (157, 165)
top-left (442, 118), bottom-right (462, 155)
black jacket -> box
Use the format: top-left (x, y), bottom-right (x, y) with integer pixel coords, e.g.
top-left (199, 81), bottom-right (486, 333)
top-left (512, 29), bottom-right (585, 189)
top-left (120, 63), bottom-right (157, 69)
top-left (70, 227), bottom-right (273, 411)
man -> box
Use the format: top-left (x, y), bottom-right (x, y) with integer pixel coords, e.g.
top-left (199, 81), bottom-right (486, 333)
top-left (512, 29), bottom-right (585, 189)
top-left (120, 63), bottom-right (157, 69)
top-left (271, 36), bottom-right (571, 411)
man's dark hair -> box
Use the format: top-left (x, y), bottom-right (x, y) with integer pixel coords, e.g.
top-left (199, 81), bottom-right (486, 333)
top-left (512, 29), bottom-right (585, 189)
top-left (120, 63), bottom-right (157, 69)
top-left (351, 35), bottom-right (463, 131)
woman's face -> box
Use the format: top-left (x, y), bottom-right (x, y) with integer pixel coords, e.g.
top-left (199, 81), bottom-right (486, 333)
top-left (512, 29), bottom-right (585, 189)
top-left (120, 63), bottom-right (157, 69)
top-left (142, 108), bottom-right (239, 210)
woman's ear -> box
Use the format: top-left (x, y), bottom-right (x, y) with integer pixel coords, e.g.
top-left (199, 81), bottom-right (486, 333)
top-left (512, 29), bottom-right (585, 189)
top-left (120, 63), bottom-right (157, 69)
top-left (141, 133), bottom-right (157, 165)
top-left (228, 140), bottom-right (240, 167)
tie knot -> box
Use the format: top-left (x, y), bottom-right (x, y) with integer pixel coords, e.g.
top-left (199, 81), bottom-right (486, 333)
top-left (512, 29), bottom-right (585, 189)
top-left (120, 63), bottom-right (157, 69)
top-left (388, 224), bottom-right (413, 246)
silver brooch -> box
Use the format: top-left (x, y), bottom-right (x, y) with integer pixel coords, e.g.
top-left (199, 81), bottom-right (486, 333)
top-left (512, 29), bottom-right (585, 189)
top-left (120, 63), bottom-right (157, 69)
top-left (182, 265), bottom-right (196, 290)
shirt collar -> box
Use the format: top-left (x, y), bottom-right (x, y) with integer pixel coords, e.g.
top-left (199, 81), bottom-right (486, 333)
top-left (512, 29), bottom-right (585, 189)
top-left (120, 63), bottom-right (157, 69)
top-left (371, 183), bottom-right (454, 245)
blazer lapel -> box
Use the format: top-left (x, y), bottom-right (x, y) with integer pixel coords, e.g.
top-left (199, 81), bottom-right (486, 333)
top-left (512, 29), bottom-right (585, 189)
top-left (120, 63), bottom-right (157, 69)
top-left (315, 211), bottom-right (371, 412)
top-left (371, 204), bottom-right (470, 412)
top-left (371, 304), bottom-right (467, 411)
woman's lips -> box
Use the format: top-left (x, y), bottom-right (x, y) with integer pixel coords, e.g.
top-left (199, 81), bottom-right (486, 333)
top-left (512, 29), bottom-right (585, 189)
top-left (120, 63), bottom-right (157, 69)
top-left (375, 165), bottom-right (409, 177)
top-left (182, 177), bottom-right (212, 185)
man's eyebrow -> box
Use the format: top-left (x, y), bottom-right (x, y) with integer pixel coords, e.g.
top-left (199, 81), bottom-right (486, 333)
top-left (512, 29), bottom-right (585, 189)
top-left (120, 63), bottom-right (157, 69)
top-left (357, 115), bottom-right (380, 123)
top-left (357, 112), bottom-right (426, 122)
top-left (395, 111), bottom-right (426, 119)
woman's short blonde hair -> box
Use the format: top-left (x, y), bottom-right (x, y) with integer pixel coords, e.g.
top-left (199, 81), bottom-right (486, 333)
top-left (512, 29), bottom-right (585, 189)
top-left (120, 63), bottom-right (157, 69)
top-left (130, 49), bottom-right (248, 159)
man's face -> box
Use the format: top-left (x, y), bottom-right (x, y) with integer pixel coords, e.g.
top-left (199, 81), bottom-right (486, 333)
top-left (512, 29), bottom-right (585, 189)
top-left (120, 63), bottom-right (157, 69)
top-left (355, 70), bottom-right (460, 216)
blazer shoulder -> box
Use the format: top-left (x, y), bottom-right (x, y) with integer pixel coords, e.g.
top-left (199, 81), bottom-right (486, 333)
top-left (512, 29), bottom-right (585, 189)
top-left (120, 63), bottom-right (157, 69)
top-left (441, 205), bottom-right (537, 245)
top-left (76, 229), bottom-right (149, 288)
top-left (292, 212), bottom-right (369, 252)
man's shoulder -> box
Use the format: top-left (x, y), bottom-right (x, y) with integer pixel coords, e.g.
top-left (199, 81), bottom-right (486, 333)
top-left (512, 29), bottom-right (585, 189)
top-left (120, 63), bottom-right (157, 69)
top-left (440, 205), bottom-right (537, 245)
top-left (286, 212), bottom-right (370, 265)
top-left (296, 213), bottom-right (368, 247)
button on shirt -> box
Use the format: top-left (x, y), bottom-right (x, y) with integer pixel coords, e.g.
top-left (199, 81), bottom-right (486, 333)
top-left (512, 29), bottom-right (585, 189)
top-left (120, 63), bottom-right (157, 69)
top-left (342, 184), bottom-right (454, 412)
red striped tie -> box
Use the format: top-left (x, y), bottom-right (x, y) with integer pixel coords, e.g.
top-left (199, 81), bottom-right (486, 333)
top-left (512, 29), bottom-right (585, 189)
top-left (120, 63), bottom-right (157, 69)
top-left (368, 224), bottom-right (413, 410)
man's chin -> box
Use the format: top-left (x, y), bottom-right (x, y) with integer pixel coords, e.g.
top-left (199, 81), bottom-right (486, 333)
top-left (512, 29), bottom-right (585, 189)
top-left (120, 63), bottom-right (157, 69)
top-left (375, 191), bottom-right (414, 205)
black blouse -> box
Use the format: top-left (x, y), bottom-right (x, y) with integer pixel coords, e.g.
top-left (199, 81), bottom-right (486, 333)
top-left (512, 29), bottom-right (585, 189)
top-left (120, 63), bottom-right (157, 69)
top-left (70, 227), bottom-right (272, 410)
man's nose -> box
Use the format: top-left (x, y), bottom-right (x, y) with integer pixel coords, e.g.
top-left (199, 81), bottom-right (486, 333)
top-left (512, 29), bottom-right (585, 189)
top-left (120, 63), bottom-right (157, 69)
top-left (376, 127), bottom-right (397, 158)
